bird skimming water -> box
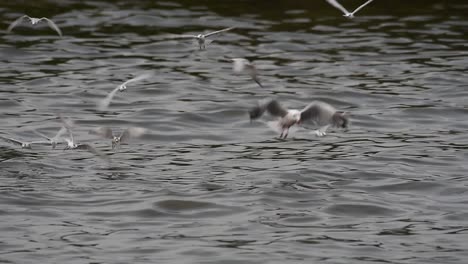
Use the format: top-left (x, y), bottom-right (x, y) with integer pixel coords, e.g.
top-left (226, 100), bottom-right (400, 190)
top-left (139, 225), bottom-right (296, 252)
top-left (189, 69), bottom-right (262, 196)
top-left (249, 99), bottom-right (349, 139)
top-left (89, 126), bottom-right (147, 149)
top-left (7, 15), bottom-right (62, 36)
top-left (169, 27), bottom-right (235, 50)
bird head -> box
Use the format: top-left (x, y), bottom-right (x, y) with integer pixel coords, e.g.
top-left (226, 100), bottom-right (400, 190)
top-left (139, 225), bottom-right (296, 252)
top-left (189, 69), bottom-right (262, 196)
top-left (333, 112), bottom-right (349, 129)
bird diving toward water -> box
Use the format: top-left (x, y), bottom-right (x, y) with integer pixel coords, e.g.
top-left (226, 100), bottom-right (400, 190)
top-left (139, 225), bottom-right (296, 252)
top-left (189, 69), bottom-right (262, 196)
top-left (326, 0), bottom-right (374, 18)
top-left (7, 15), bottom-right (62, 36)
top-left (89, 126), bottom-right (147, 149)
top-left (169, 27), bottom-right (235, 50)
top-left (249, 99), bottom-right (349, 139)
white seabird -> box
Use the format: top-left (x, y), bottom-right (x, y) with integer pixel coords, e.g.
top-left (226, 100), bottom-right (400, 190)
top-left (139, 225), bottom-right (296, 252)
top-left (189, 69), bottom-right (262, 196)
top-left (326, 0), bottom-right (374, 18)
top-left (0, 135), bottom-right (50, 149)
top-left (89, 126), bottom-right (146, 149)
top-left (169, 27), bottom-right (235, 50)
top-left (7, 15), bottom-right (62, 36)
top-left (249, 99), bottom-right (349, 139)
top-left (97, 73), bottom-right (152, 111)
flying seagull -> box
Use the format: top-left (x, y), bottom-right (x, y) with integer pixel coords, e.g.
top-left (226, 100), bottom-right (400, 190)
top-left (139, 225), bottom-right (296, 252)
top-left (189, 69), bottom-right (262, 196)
top-left (97, 73), bottom-right (152, 111)
top-left (0, 134), bottom-right (50, 149)
top-left (326, 0), bottom-right (374, 18)
top-left (169, 27), bottom-right (235, 50)
top-left (231, 58), bottom-right (263, 88)
top-left (249, 99), bottom-right (349, 139)
top-left (7, 15), bottom-right (62, 36)
top-left (89, 126), bottom-right (146, 149)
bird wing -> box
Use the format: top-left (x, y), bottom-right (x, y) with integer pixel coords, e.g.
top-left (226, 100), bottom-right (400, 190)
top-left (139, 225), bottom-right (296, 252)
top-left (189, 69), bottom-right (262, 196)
top-left (350, 0), bottom-right (374, 16)
top-left (29, 140), bottom-right (53, 146)
top-left (265, 100), bottom-right (289, 117)
top-left (59, 116), bottom-right (75, 144)
top-left (41, 17), bottom-right (62, 37)
top-left (167, 34), bottom-right (198, 39)
top-left (33, 130), bottom-right (52, 141)
top-left (300, 101), bottom-right (336, 125)
top-left (249, 99), bottom-right (288, 120)
top-left (204, 27), bottom-right (235, 38)
top-left (232, 58), bottom-right (248, 73)
top-left (121, 73), bottom-right (152, 87)
top-left (89, 127), bottom-right (114, 139)
top-left (97, 86), bottom-right (120, 111)
top-left (0, 135), bottom-right (23, 146)
top-left (326, 0), bottom-right (350, 16)
top-left (119, 127), bottom-right (146, 143)
top-left (6, 15), bottom-right (28, 33)
top-left (52, 126), bottom-right (68, 141)
top-left (77, 144), bottom-right (110, 162)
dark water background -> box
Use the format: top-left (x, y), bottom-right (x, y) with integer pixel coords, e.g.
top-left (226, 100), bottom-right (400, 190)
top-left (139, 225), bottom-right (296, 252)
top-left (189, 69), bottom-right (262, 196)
top-left (1, 0), bottom-right (468, 263)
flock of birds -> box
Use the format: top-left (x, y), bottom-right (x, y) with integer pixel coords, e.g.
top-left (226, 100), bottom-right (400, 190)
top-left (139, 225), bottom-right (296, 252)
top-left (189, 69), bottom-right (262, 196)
top-left (1, 0), bottom-right (376, 160)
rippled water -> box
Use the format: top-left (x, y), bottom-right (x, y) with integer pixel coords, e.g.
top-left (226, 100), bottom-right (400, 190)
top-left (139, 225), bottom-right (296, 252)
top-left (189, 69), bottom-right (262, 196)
top-left (1, 0), bottom-right (468, 263)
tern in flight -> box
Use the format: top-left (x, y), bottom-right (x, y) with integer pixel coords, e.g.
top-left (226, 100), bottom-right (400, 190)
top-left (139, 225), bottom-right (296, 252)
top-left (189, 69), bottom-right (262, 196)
top-left (89, 126), bottom-right (147, 149)
top-left (97, 73), bottom-right (152, 111)
top-left (326, 0), bottom-right (374, 18)
top-left (249, 99), bottom-right (349, 139)
top-left (0, 135), bottom-right (50, 149)
top-left (170, 27), bottom-right (235, 50)
top-left (7, 15), bottom-right (62, 36)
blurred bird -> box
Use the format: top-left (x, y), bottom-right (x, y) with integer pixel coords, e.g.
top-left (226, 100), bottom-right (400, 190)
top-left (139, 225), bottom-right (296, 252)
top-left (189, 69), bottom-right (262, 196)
top-left (249, 99), bottom-right (349, 139)
top-left (7, 15), bottom-right (62, 36)
top-left (169, 27), bottom-right (235, 50)
top-left (97, 73), bottom-right (152, 111)
top-left (326, 0), bottom-right (374, 18)
top-left (0, 135), bottom-right (50, 149)
top-left (89, 126), bottom-right (147, 149)
top-left (231, 58), bottom-right (263, 88)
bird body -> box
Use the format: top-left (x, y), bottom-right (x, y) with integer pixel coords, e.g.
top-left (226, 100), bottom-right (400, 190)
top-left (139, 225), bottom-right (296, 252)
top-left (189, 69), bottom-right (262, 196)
top-left (0, 135), bottom-right (50, 149)
top-left (89, 126), bottom-right (146, 149)
top-left (249, 99), bottom-right (348, 138)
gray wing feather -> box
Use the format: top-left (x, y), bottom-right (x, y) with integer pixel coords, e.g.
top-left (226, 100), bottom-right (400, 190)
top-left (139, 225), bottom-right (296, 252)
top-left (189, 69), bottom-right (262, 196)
top-left (351, 0), bottom-right (374, 15)
top-left (89, 127), bottom-right (114, 139)
top-left (120, 127), bottom-right (146, 143)
top-left (98, 86), bottom-right (120, 111)
top-left (7, 15), bottom-right (28, 33)
top-left (0, 135), bottom-right (23, 146)
top-left (42, 17), bottom-right (62, 37)
top-left (204, 27), bottom-right (235, 38)
top-left (326, 0), bottom-right (350, 15)
top-left (77, 144), bottom-right (109, 162)
top-left (249, 99), bottom-right (288, 120)
top-left (300, 101), bottom-right (336, 125)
